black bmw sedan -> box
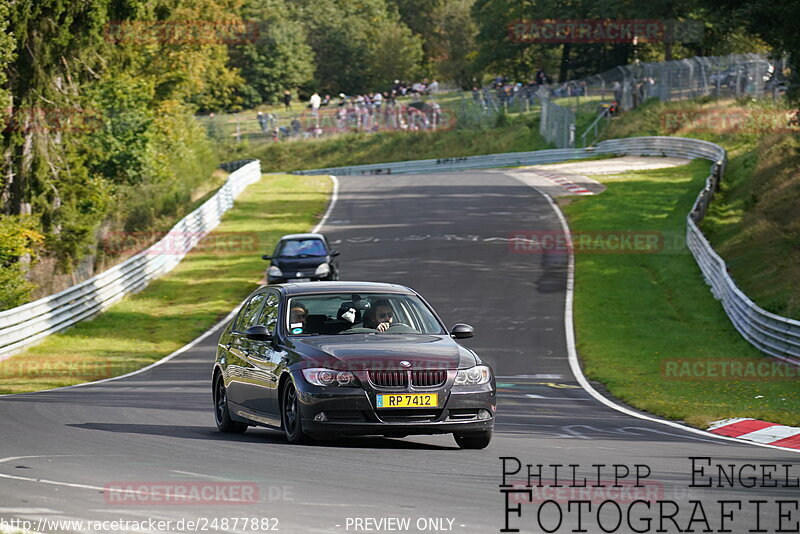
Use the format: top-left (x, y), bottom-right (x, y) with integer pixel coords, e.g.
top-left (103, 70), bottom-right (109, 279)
top-left (212, 282), bottom-right (496, 449)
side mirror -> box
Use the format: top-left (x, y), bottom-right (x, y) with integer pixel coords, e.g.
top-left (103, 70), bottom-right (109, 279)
top-left (450, 323), bottom-right (474, 339)
top-left (262, 254), bottom-right (272, 260)
top-left (330, 250), bottom-right (340, 257)
top-left (245, 325), bottom-right (272, 341)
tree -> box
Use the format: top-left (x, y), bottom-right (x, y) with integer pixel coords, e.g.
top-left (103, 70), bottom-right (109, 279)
top-left (702, 0), bottom-right (798, 99)
top-left (429, 0), bottom-right (480, 88)
top-left (295, 0), bottom-right (424, 93)
top-left (229, 0), bottom-right (315, 107)
top-left (387, 0), bottom-right (445, 70)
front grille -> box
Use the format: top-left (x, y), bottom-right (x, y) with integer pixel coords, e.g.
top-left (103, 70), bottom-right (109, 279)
top-left (411, 370), bottom-right (446, 387)
top-left (368, 369), bottom-right (448, 388)
top-left (377, 409), bottom-right (442, 423)
top-left (368, 370), bottom-right (408, 388)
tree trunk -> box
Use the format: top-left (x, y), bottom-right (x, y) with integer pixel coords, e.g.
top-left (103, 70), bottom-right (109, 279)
top-left (559, 43), bottom-right (572, 83)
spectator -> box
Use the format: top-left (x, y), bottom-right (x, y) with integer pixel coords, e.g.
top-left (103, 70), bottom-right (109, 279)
top-left (283, 90), bottom-right (292, 111)
top-left (256, 111), bottom-right (269, 132)
top-left (535, 67), bottom-right (547, 86)
top-left (309, 92), bottom-right (321, 117)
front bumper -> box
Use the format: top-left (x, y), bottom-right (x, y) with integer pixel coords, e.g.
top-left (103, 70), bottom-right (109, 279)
top-left (293, 371), bottom-right (496, 437)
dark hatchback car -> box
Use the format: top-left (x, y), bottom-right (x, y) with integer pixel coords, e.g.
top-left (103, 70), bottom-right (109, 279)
top-left (263, 233), bottom-right (339, 284)
top-left (212, 282), bottom-right (496, 448)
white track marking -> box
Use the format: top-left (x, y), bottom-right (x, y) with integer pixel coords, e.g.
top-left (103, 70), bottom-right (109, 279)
top-left (707, 417), bottom-right (749, 431)
top-left (170, 470), bottom-right (232, 481)
top-left (0, 455), bottom-right (89, 465)
top-left (0, 508), bottom-right (58, 514)
top-left (0, 471), bottom-right (256, 504)
top-left (515, 173), bottom-right (800, 454)
top-left (731, 425), bottom-right (800, 444)
top-left (312, 175), bottom-right (339, 233)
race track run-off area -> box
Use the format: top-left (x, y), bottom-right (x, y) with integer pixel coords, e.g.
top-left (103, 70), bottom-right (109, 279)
top-left (0, 169), bottom-right (797, 534)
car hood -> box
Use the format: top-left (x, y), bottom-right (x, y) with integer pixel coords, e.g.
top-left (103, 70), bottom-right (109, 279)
top-left (290, 334), bottom-right (478, 370)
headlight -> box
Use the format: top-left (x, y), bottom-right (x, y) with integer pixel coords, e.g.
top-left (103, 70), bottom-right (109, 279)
top-left (454, 365), bottom-right (491, 386)
top-left (315, 263), bottom-right (330, 276)
top-left (302, 368), bottom-right (356, 387)
top-left (267, 265), bottom-right (283, 277)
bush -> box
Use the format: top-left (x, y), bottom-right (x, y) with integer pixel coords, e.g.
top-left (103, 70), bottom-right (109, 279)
top-left (0, 215), bottom-right (43, 310)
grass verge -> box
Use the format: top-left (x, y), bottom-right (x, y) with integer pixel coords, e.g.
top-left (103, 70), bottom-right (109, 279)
top-left (561, 160), bottom-right (800, 428)
top-left (229, 115), bottom-right (547, 173)
top-left (601, 97), bottom-right (800, 318)
top-left (0, 174), bottom-right (331, 394)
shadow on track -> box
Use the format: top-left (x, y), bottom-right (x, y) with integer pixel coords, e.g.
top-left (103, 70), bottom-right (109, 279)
top-left (67, 423), bottom-right (458, 450)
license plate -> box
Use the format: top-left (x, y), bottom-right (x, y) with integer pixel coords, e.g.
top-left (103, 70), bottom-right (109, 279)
top-left (294, 278), bottom-right (311, 282)
top-left (376, 393), bottom-right (438, 408)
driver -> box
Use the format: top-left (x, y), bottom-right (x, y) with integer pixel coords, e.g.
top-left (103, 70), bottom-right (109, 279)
top-left (362, 299), bottom-right (394, 332)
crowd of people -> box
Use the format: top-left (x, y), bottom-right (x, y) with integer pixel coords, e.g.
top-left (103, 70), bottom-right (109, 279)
top-left (252, 78), bottom-right (447, 141)
top-left (207, 70), bottom-right (595, 143)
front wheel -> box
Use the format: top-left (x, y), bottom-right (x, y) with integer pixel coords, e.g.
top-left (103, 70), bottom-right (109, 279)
top-left (453, 430), bottom-right (492, 449)
top-left (213, 374), bottom-right (247, 433)
top-left (282, 381), bottom-right (310, 444)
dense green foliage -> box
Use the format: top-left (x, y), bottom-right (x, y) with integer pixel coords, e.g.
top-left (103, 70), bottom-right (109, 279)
top-left (0, 215), bottom-right (43, 308)
top-left (471, 0), bottom-right (773, 83)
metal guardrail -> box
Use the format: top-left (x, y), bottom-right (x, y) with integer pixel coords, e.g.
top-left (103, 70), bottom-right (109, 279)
top-left (297, 136), bottom-right (800, 365)
top-left (0, 160), bottom-right (262, 361)
top-left (293, 148), bottom-right (595, 176)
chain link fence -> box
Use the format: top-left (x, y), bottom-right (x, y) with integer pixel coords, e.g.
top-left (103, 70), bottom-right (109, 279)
top-left (539, 88), bottom-right (576, 148)
top-left (539, 53), bottom-right (778, 147)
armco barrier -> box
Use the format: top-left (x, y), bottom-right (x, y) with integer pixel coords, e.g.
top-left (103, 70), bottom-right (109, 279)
top-left (0, 160), bottom-right (262, 361)
top-left (296, 136), bottom-right (800, 365)
top-left (293, 148), bottom-right (595, 176)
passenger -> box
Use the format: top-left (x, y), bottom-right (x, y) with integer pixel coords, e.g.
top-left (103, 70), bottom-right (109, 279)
top-left (289, 303), bottom-right (308, 331)
top-left (362, 299), bottom-right (394, 332)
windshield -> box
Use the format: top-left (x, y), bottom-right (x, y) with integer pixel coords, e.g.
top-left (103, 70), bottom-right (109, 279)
top-left (286, 293), bottom-right (446, 336)
top-left (275, 238), bottom-right (327, 258)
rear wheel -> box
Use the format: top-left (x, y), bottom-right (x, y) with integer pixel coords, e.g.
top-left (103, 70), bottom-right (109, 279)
top-left (453, 430), bottom-right (492, 449)
top-left (282, 381), bottom-right (310, 444)
top-left (213, 374), bottom-right (247, 433)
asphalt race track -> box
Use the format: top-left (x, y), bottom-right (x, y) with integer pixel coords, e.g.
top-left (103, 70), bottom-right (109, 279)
top-left (0, 170), bottom-right (797, 534)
